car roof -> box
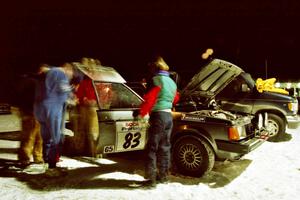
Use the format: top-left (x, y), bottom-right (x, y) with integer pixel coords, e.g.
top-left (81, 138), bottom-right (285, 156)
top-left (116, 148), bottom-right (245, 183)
top-left (72, 62), bottom-right (126, 83)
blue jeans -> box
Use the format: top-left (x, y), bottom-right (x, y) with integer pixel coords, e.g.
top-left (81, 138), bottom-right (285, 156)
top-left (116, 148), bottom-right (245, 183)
top-left (145, 111), bottom-right (173, 180)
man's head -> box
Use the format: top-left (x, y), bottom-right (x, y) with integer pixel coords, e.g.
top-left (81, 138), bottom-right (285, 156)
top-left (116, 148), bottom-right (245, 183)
top-left (62, 62), bottom-right (75, 80)
top-left (38, 64), bottom-right (50, 74)
top-left (81, 57), bottom-right (89, 66)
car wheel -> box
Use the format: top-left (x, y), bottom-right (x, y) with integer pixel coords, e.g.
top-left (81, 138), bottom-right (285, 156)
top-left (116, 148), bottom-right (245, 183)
top-left (172, 136), bottom-right (215, 177)
top-left (266, 113), bottom-right (286, 142)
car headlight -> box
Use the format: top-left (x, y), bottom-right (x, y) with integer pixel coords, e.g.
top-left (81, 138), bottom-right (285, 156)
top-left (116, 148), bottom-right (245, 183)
top-left (288, 102), bottom-right (298, 113)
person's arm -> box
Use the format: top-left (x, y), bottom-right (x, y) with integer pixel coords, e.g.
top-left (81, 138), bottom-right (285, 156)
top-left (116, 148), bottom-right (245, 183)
top-left (56, 71), bottom-right (73, 93)
top-left (58, 81), bottom-right (73, 93)
top-left (173, 91), bottom-right (180, 105)
top-left (139, 86), bottom-right (161, 117)
top-left (46, 70), bottom-right (73, 94)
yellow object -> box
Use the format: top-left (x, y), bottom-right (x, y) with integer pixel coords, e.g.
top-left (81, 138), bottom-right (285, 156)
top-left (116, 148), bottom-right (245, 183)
top-left (256, 78), bottom-right (289, 95)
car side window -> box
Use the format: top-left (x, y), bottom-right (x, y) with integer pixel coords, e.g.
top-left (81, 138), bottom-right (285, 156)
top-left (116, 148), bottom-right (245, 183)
top-left (217, 75), bottom-right (248, 99)
top-left (94, 82), bottom-right (142, 110)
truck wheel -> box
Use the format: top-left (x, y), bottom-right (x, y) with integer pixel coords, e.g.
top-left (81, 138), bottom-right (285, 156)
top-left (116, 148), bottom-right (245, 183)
top-left (267, 113), bottom-right (286, 141)
top-left (172, 136), bottom-right (215, 177)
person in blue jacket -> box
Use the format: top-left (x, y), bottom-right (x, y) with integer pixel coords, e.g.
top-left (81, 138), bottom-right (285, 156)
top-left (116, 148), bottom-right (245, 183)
top-left (34, 62), bottom-right (76, 171)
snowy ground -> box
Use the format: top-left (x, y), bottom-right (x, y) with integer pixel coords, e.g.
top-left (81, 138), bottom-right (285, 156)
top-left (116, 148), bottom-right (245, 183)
top-left (1, 127), bottom-right (300, 200)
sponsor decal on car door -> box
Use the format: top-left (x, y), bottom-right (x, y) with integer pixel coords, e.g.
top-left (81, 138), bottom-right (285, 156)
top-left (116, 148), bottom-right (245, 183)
top-left (115, 120), bottom-right (148, 152)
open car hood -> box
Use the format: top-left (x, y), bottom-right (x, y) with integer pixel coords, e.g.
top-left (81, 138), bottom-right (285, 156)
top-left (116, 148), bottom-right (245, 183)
top-left (181, 59), bottom-right (244, 100)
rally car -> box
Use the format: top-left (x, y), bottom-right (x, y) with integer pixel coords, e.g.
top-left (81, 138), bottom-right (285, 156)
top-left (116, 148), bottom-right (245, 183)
top-left (63, 62), bottom-right (267, 177)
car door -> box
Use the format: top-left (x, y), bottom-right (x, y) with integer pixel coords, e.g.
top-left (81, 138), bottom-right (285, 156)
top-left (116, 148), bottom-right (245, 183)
top-left (93, 81), bottom-right (149, 154)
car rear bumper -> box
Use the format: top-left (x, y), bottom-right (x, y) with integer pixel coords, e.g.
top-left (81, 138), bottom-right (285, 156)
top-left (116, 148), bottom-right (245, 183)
top-left (216, 136), bottom-right (265, 156)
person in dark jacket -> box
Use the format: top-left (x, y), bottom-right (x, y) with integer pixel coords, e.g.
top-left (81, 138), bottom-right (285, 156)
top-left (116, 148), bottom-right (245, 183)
top-left (139, 56), bottom-right (179, 187)
top-left (17, 67), bottom-right (47, 168)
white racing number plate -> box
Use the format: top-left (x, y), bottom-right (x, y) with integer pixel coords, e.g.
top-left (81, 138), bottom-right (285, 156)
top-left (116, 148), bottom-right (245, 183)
top-left (115, 120), bottom-right (148, 152)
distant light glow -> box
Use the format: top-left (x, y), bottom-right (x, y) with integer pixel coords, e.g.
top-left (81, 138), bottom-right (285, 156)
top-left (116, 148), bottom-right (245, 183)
top-left (201, 48), bottom-right (214, 59)
top-left (206, 48), bottom-right (214, 55)
top-left (297, 83), bottom-right (300, 88)
top-left (202, 53), bottom-right (209, 59)
top-left (275, 82), bottom-right (281, 88)
top-left (287, 83), bottom-right (292, 89)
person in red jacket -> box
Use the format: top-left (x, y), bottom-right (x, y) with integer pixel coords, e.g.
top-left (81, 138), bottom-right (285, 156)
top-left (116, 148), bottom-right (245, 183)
top-left (75, 59), bottom-right (99, 157)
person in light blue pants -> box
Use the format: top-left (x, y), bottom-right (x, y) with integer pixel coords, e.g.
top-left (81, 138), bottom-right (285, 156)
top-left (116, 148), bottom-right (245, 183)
top-left (34, 63), bottom-right (75, 169)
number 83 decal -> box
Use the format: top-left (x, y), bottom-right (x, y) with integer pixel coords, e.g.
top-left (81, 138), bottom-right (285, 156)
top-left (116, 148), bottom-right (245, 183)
top-left (123, 132), bottom-right (141, 149)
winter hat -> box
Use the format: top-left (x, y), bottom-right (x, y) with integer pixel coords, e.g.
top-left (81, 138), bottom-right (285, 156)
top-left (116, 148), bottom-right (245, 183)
top-left (154, 56), bottom-right (169, 71)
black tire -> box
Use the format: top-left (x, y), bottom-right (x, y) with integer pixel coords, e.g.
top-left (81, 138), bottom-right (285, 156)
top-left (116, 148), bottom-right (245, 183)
top-left (172, 136), bottom-right (215, 177)
top-left (267, 113), bottom-right (286, 142)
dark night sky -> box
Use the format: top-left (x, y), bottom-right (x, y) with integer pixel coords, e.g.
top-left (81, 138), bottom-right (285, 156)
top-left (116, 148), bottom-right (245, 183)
top-left (1, 1), bottom-right (300, 101)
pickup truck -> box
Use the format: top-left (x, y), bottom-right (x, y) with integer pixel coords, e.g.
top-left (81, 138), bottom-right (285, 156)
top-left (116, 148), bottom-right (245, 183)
top-left (0, 62), bottom-right (267, 177)
top-left (177, 58), bottom-right (299, 141)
